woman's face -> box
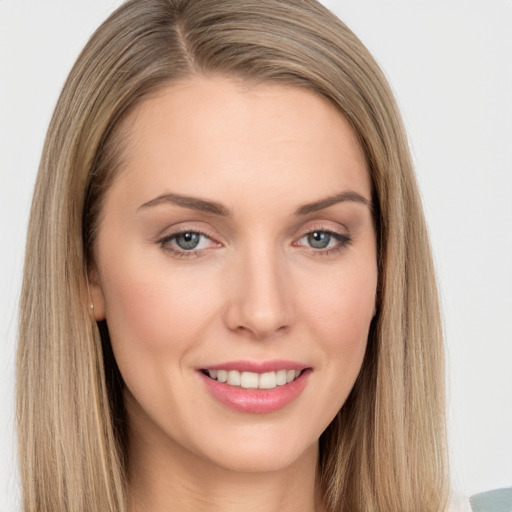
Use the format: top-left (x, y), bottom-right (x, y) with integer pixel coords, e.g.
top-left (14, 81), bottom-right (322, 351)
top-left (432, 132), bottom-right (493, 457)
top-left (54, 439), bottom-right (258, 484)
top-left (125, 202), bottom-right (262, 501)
top-left (91, 76), bottom-right (377, 474)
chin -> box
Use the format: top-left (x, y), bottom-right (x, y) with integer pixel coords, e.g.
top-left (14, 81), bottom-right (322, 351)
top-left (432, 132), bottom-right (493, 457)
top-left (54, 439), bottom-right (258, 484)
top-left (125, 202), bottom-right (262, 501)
top-left (201, 435), bottom-right (318, 474)
top-left (181, 416), bottom-right (322, 475)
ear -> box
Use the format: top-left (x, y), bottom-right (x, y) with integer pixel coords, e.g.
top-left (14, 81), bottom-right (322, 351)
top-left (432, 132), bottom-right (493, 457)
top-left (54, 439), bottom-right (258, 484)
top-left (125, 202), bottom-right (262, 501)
top-left (88, 267), bottom-right (107, 321)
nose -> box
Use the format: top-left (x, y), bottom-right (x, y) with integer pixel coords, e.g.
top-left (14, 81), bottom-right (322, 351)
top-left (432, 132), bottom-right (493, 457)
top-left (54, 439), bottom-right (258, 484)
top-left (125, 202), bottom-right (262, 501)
top-left (223, 245), bottom-right (294, 340)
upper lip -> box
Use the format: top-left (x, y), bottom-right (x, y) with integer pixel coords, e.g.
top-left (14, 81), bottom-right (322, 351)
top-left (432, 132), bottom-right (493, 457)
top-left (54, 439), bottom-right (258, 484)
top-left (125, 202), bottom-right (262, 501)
top-left (200, 360), bottom-right (310, 373)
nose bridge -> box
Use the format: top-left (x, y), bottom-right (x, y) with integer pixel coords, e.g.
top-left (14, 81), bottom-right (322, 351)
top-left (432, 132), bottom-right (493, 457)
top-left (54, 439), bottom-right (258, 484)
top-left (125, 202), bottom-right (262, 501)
top-left (225, 241), bottom-right (293, 338)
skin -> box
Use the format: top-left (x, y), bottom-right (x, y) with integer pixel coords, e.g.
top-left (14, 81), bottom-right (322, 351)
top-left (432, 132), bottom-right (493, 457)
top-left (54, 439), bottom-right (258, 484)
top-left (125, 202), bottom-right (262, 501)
top-left (90, 75), bottom-right (377, 512)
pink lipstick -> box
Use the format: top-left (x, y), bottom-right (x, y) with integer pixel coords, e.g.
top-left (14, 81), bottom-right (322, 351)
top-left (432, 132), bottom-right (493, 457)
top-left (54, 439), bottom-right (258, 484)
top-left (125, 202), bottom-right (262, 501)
top-left (198, 360), bottom-right (311, 414)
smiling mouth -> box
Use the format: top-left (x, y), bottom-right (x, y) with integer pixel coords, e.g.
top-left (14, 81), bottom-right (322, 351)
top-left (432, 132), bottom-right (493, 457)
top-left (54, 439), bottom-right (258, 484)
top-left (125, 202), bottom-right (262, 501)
top-left (201, 369), bottom-right (304, 390)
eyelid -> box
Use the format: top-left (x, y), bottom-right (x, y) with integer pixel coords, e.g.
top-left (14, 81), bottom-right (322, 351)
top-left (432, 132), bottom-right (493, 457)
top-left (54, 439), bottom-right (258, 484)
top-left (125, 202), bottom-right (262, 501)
top-left (295, 221), bottom-right (349, 240)
top-left (153, 217), bottom-right (226, 244)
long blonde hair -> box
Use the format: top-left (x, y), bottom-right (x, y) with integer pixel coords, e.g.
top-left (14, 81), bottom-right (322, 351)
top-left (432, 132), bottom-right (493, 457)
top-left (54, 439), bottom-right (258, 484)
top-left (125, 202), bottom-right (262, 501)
top-left (17, 0), bottom-right (448, 510)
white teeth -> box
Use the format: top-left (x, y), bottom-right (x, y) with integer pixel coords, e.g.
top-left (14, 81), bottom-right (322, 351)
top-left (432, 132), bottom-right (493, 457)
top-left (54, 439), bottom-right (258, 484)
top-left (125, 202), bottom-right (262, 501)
top-left (259, 371), bottom-right (277, 389)
top-left (276, 369), bottom-right (287, 386)
top-left (240, 371), bottom-right (259, 389)
top-left (227, 370), bottom-right (241, 386)
top-left (206, 369), bottom-right (304, 389)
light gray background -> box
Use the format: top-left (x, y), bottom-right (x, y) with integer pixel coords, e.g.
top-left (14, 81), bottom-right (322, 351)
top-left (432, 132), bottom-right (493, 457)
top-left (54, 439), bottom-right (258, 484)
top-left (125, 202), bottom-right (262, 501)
top-left (1, 1), bottom-right (511, 510)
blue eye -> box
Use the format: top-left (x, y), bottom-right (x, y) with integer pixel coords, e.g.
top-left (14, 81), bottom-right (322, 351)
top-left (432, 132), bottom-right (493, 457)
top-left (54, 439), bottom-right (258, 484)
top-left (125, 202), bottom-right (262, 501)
top-left (159, 230), bottom-right (216, 257)
top-left (307, 231), bottom-right (332, 249)
top-left (174, 232), bottom-right (201, 250)
top-left (296, 229), bottom-right (352, 254)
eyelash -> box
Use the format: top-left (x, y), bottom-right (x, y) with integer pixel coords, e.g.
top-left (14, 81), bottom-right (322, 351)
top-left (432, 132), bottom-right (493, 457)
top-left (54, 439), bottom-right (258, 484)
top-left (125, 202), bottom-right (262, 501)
top-left (157, 227), bottom-right (352, 259)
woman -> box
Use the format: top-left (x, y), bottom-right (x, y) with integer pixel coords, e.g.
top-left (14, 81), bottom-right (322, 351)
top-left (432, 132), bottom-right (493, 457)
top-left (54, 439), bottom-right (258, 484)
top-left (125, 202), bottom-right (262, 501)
top-left (17, 0), bottom-right (460, 510)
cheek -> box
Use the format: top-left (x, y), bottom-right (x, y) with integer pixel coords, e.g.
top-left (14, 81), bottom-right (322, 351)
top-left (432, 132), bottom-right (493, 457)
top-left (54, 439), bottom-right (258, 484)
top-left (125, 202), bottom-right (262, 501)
top-left (97, 247), bottom-right (222, 372)
top-left (306, 261), bottom-right (376, 341)
top-left (300, 256), bottom-right (377, 388)
top-left (97, 252), bottom-right (228, 440)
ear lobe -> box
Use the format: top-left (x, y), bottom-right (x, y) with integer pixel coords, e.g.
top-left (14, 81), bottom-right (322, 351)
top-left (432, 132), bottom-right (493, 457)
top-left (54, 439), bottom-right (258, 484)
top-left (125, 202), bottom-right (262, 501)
top-left (88, 268), bottom-right (106, 321)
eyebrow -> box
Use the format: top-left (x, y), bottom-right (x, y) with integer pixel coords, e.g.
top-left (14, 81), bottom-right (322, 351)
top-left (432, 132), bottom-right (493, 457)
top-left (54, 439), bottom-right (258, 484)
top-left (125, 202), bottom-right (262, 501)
top-left (294, 191), bottom-right (372, 215)
top-left (138, 190), bottom-right (372, 217)
top-left (138, 193), bottom-right (231, 217)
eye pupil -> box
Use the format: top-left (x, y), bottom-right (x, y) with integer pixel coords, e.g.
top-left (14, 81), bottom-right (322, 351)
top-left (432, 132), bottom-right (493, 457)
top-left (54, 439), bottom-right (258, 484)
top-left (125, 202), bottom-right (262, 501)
top-left (176, 232), bottom-right (200, 250)
top-left (307, 231), bottom-right (331, 249)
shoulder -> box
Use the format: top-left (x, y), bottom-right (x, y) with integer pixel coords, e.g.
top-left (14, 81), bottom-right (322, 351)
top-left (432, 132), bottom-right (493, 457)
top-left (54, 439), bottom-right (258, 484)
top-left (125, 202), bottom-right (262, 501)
top-left (470, 488), bottom-right (512, 512)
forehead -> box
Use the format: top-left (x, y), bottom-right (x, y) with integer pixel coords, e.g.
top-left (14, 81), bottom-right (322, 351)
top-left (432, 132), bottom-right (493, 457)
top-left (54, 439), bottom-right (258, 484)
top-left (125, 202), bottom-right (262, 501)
top-left (108, 75), bottom-right (371, 210)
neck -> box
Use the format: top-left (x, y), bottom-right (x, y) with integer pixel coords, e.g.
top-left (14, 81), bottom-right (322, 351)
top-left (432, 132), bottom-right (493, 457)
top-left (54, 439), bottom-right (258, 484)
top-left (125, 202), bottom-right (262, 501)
top-left (127, 423), bottom-right (325, 512)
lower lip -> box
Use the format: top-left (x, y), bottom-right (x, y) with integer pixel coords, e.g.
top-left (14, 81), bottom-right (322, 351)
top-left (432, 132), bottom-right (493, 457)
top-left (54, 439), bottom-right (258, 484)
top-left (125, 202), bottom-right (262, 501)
top-left (199, 370), bottom-right (310, 414)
